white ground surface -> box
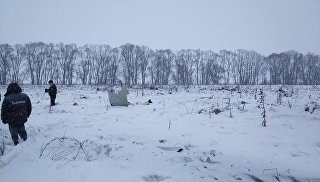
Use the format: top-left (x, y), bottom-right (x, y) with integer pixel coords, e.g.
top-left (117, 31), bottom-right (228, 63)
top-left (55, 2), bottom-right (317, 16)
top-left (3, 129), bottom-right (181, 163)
top-left (0, 85), bottom-right (320, 182)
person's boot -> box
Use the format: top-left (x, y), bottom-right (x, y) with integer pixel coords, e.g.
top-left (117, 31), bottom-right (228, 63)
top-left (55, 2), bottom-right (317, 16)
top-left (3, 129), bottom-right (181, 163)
top-left (14, 141), bottom-right (19, 146)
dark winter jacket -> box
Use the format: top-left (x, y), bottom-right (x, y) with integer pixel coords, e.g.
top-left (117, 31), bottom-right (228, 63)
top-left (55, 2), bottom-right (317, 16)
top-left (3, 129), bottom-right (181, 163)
top-left (48, 84), bottom-right (57, 97)
top-left (1, 83), bottom-right (32, 125)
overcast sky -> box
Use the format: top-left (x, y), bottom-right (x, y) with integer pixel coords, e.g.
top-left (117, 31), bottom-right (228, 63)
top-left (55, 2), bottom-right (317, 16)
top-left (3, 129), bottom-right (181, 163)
top-left (0, 0), bottom-right (319, 55)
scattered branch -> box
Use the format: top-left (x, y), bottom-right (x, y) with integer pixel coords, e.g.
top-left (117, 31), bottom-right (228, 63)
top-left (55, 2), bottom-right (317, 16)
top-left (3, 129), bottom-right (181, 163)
top-left (39, 137), bottom-right (90, 161)
top-left (282, 124), bottom-right (294, 129)
top-left (246, 173), bottom-right (264, 182)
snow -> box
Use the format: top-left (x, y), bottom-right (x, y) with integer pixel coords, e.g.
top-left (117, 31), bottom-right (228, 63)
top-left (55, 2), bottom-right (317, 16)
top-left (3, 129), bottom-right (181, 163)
top-left (0, 85), bottom-right (320, 182)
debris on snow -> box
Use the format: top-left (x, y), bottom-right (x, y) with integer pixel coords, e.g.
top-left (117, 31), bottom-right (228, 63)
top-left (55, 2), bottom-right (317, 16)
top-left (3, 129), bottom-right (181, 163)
top-left (142, 174), bottom-right (171, 182)
top-left (107, 85), bottom-right (129, 106)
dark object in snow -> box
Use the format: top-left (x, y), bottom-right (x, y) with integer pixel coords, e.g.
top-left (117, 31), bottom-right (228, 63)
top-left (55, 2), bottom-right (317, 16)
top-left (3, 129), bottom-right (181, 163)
top-left (233, 176), bottom-right (242, 181)
top-left (305, 101), bottom-right (318, 114)
top-left (144, 99), bottom-right (153, 105)
top-left (149, 86), bottom-right (158, 90)
top-left (198, 107), bottom-right (223, 115)
top-left (198, 109), bottom-right (205, 114)
top-left (283, 92), bottom-right (292, 97)
top-left (80, 96), bottom-right (88, 99)
top-left (177, 148), bottom-right (183, 152)
top-left (239, 101), bottom-right (248, 111)
top-left (212, 108), bottom-right (222, 114)
top-left (278, 86), bottom-right (292, 97)
top-left (159, 139), bottom-right (167, 143)
top-left (203, 157), bottom-right (221, 164)
top-left (96, 87), bottom-right (108, 92)
top-left (73, 103), bottom-right (78, 106)
top-left (218, 85), bottom-right (240, 92)
top-left (209, 150), bottom-right (216, 156)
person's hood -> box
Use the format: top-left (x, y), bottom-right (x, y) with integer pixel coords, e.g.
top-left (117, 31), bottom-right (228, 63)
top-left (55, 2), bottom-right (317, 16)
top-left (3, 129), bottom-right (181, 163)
top-left (4, 83), bottom-right (22, 96)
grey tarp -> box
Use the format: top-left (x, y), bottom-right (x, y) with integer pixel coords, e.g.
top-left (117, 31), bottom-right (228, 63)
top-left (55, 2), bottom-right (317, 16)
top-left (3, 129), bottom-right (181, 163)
top-left (107, 86), bottom-right (129, 106)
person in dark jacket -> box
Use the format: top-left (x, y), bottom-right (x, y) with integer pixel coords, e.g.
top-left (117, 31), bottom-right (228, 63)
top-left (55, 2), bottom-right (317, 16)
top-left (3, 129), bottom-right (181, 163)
top-left (1, 83), bottom-right (32, 145)
top-left (46, 80), bottom-right (57, 106)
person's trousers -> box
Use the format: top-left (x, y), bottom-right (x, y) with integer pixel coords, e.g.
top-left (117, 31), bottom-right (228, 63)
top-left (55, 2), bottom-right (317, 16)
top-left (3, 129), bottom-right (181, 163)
top-left (50, 95), bottom-right (56, 106)
top-left (9, 124), bottom-right (27, 143)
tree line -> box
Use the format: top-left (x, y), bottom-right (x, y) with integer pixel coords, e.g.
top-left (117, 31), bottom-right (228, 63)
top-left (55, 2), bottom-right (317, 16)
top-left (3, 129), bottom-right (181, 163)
top-left (0, 42), bottom-right (319, 86)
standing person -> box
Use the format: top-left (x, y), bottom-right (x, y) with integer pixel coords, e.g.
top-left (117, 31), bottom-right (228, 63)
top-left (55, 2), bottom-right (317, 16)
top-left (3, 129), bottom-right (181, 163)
top-left (1, 83), bottom-right (32, 145)
top-left (46, 80), bottom-right (57, 106)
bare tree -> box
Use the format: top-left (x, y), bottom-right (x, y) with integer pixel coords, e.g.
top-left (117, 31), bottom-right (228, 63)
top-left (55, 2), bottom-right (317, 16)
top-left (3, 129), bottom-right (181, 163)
top-left (136, 46), bottom-right (153, 86)
top-left (150, 49), bottom-right (174, 85)
top-left (78, 45), bottom-right (93, 84)
top-left (194, 49), bottom-right (204, 85)
top-left (41, 43), bottom-right (56, 84)
top-left (25, 43), bottom-right (36, 84)
top-left (34, 42), bottom-right (47, 85)
top-left (58, 43), bottom-right (78, 85)
top-left (9, 44), bottom-right (25, 83)
top-left (303, 53), bottom-right (320, 85)
top-left (232, 50), bottom-right (263, 85)
top-left (219, 50), bottom-right (234, 84)
top-left (173, 49), bottom-right (195, 85)
top-left (204, 51), bottom-right (224, 84)
top-left (121, 43), bottom-right (138, 86)
top-left (1, 42), bottom-right (320, 86)
top-left (94, 45), bottom-right (112, 85)
top-left (109, 48), bottom-right (121, 86)
top-left (0, 44), bottom-right (13, 85)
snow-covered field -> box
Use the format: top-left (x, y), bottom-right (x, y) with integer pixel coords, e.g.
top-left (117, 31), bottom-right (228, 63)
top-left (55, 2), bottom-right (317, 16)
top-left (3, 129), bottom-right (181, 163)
top-left (0, 85), bottom-right (320, 182)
